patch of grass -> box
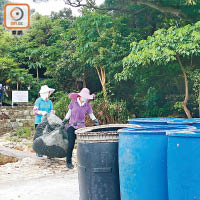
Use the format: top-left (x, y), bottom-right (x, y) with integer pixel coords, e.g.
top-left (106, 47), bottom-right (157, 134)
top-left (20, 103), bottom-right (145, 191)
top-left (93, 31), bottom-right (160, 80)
top-left (16, 127), bottom-right (33, 139)
top-left (6, 136), bottom-right (22, 142)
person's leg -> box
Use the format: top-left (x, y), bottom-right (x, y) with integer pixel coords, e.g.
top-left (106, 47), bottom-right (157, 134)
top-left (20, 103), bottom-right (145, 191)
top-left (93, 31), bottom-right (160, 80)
top-left (34, 124), bottom-right (43, 157)
top-left (1, 94), bottom-right (3, 106)
top-left (66, 126), bottom-right (76, 168)
top-left (33, 124), bottom-right (40, 140)
top-left (33, 123), bottom-right (44, 140)
top-left (0, 95), bottom-right (2, 106)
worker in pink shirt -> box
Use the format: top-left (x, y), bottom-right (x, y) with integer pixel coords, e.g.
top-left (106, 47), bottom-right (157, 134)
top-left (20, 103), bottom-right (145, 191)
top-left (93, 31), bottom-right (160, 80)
top-left (62, 88), bottom-right (99, 169)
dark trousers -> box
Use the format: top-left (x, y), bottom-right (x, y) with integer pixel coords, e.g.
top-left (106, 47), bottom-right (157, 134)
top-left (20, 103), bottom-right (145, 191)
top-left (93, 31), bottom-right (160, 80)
top-left (33, 124), bottom-right (39, 140)
top-left (0, 95), bottom-right (3, 106)
top-left (66, 126), bottom-right (76, 164)
top-left (33, 124), bottom-right (38, 141)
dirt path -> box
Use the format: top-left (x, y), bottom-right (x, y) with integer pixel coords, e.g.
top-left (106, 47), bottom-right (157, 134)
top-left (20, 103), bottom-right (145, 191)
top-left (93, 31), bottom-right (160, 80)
top-left (0, 134), bottom-right (79, 200)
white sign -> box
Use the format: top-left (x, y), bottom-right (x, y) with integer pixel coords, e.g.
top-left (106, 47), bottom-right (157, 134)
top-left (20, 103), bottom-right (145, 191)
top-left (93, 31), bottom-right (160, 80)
top-left (4, 3), bottom-right (30, 29)
top-left (12, 91), bottom-right (29, 103)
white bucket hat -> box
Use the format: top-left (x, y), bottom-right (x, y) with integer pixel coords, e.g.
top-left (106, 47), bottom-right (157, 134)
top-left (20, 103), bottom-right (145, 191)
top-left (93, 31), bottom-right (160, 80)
top-left (39, 85), bottom-right (55, 94)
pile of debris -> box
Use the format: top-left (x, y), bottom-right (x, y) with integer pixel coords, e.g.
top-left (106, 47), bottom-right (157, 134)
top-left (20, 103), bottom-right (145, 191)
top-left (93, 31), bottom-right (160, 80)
top-left (33, 114), bottom-right (69, 158)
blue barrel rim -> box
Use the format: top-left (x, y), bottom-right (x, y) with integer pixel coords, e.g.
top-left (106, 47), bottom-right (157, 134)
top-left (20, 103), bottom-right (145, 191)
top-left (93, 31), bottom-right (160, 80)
top-left (118, 128), bottom-right (195, 135)
top-left (167, 118), bottom-right (200, 125)
top-left (122, 125), bottom-right (196, 130)
top-left (167, 121), bottom-right (195, 125)
top-left (128, 118), bottom-right (181, 123)
top-left (167, 130), bottom-right (200, 137)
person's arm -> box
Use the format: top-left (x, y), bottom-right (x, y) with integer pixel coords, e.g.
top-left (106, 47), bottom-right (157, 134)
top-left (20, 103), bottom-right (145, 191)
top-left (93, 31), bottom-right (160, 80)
top-left (62, 109), bottom-right (71, 125)
top-left (3, 88), bottom-right (8, 97)
top-left (89, 113), bottom-right (99, 125)
top-left (49, 100), bottom-right (55, 114)
top-left (62, 100), bottom-right (73, 125)
top-left (87, 104), bottom-right (99, 125)
top-left (89, 113), bottom-right (96, 120)
top-left (64, 109), bottom-right (72, 120)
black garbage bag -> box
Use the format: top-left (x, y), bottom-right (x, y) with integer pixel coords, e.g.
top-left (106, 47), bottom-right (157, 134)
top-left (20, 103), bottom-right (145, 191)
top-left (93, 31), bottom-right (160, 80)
top-left (33, 113), bottom-right (69, 158)
top-left (33, 119), bottom-right (48, 141)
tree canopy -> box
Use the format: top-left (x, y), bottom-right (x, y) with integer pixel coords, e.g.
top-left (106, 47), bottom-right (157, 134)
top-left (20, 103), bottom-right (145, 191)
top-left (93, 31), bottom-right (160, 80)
top-left (117, 21), bottom-right (200, 117)
top-left (1, 3), bottom-right (200, 118)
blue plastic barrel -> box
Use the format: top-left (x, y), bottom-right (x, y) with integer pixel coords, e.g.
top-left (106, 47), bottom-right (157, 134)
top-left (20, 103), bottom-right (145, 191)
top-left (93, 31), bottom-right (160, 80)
top-left (167, 130), bottom-right (200, 200)
top-left (118, 126), bottom-right (194, 200)
top-left (128, 118), bottom-right (182, 125)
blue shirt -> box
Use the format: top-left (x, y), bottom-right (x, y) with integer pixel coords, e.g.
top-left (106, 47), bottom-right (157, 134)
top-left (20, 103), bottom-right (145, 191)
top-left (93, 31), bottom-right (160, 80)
top-left (34, 97), bottom-right (53, 124)
top-left (0, 87), bottom-right (5, 99)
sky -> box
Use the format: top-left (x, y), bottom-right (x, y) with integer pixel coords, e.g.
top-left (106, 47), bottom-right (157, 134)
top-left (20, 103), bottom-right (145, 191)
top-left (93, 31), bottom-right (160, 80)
top-left (10, 0), bottom-right (105, 16)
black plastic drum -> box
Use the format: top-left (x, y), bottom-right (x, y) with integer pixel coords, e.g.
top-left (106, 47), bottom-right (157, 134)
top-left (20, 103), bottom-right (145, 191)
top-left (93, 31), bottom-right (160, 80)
top-left (75, 124), bottom-right (138, 200)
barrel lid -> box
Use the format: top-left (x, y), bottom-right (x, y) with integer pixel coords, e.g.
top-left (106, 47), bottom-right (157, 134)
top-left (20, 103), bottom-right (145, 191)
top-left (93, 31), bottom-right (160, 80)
top-left (75, 124), bottom-right (139, 143)
top-left (75, 124), bottom-right (139, 135)
top-left (167, 130), bottom-right (200, 137)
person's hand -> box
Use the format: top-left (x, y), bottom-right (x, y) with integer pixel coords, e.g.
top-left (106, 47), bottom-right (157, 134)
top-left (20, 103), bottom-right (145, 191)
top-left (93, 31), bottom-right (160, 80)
top-left (93, 119), bottom-right (99, 126)
top-left (41, 111), bottom-right (47, 116)
top-left (38, 111), bottom-right (47, 116)
top-left (62, 118), bottom-right (68, 126)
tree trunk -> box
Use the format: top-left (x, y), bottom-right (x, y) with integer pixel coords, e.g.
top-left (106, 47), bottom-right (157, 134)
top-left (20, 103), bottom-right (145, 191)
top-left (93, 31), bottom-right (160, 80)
top-left (176, 55), bottom-right (192, 118)
top-left (83, 73), bottom-right (87, 88)
top-left (36, 67), bottom-right (39, 82)
top-left (95, 65), bottom-right (107, 100)
top-left (17, 82), bottom-right (19, 91)
top-left (83, 80), bottom-right (86, 88)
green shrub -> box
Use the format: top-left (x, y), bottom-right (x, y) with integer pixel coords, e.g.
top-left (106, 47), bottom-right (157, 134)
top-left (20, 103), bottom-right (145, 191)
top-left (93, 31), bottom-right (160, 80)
top-left (91, 93), bottom-right (129, 124)
top-left (140, 87), bottom-right (171, 117)
top-left (54, 92), bottom-right (71, 119)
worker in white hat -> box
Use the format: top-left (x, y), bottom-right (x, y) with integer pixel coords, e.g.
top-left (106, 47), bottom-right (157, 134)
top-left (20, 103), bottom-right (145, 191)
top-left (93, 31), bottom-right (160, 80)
top-left (33, 85), bottom-right (55, 157)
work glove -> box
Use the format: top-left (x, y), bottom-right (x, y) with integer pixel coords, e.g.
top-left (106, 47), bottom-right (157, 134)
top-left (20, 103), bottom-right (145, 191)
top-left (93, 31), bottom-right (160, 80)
top-left (93, 119), bottom-right (99, 126)
top-left (38, 111), bottom-right (47, 116)
top-left (62, 118), bottom-right (68, 126)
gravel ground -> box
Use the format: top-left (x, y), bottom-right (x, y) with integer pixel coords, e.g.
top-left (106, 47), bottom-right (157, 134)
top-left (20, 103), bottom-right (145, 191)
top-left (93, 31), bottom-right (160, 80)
top-left (0, 134), bottom-right (79, 200)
